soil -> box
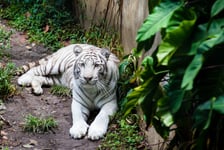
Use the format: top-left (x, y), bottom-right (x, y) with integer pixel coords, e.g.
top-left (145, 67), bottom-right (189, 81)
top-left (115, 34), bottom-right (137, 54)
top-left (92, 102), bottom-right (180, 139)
top-left (0, 21), bottom-right (101, 149)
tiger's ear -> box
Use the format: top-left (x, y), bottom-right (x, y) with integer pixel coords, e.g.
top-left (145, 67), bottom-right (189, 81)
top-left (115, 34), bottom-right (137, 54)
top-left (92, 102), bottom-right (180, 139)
top-left (101, 48), bottom-right (111, 60)
top-left (73, 45), bottom-right (83, 56)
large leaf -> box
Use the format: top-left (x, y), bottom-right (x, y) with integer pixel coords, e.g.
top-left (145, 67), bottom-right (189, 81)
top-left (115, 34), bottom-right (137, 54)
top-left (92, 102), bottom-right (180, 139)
top-left (140, 56), bottom-right (155, 81)
top-left (156, 76), bottom-right (185, 126)
top-left (152, 117), bottom-right (170, 139)
top-left (194, 96), bottom-right (224, 130)
top-left (157, 7), bottom-right (197, 65)
top-left (211, 0), bottom-right (224, 17)
top-left (136, 0), bottom-right (182, 43)
top-left (189, 18), bottom-right (224, 55)
top-left (195, 96), bottom-right (224, 114)
top-left (181, 54), bottom-right (204, 90)
top-left (140, 73), bottom-right (166, 125)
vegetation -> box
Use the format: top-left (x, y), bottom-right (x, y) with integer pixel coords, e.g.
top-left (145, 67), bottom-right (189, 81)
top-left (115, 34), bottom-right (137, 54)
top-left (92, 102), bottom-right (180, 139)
top-left (0, 147), bottom-right (9, 150)
top-left (0, 0), bottom-right (123, 56)
top-left (0, 1), bottom-right (149, 149)
top-left (23, 114), bottom-right (57, 133)
top-left (0, 26), bottom-right (12, 57)
top-left (123, 0), bottom-right (224, 149)
top-left (98, 113), bottom-right (147, 150)
top-left (0, 24), bottom-right (16, 101)
top-left (0, 63), bottom-right (16, 100)
top-left (50, 85), bottom-right (71, 97)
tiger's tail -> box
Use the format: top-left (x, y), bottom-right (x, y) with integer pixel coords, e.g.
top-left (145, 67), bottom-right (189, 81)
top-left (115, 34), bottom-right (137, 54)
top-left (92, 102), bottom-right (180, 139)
top-left (16, 57), bottom-right (49, 76)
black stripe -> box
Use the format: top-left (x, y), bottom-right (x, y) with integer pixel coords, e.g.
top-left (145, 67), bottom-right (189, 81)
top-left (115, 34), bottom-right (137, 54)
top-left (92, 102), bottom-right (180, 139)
top-left (79, 87), bottom-right (92, 101)
top-left (48, 65), bottom-right (54, 74)
top-left (60, 53), bottom-right (74, 71)
top-left (75, 90), bottom-right (90, 107)
top-left (58, 62), bottom-right (62, 74)
top-left (43, 65), bottom-right (47, 75)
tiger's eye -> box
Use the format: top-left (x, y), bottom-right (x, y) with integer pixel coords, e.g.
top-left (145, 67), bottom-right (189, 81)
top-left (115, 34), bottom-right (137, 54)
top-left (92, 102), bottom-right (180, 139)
top-left (95, 64), bottom-right (100, 68)
top-left (79, 63), bottom-right (85, 67)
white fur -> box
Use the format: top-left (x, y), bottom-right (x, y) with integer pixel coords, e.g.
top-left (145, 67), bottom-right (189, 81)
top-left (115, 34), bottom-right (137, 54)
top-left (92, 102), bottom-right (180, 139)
top-left (17, 44), bottom-right (119, 140)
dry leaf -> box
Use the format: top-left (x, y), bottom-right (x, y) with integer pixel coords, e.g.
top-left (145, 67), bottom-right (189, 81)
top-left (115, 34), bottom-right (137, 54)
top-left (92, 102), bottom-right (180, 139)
top-left (23, 144), bottom-right (34, 148)
top-left (25, 12), bottom-right (31, 18)
top-left (44, 25), bottom-right (50, 33)
top-left (29, 139), bottom-right (38, 146)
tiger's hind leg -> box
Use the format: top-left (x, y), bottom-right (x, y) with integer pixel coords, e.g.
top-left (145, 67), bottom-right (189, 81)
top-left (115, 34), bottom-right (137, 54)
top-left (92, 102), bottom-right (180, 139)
top-left (18, 73), bottom-right (57, 95)
top-left (17, 72), bottom-right (34, 87)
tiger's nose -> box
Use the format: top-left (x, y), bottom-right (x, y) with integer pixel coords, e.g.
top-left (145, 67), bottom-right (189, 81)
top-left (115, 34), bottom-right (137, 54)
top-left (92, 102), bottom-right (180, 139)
top-left (84, 76), bottom-right (92, 81)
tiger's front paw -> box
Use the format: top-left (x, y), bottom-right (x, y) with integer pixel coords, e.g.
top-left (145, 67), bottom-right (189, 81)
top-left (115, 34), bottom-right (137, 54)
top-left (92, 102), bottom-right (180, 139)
top-left (88, 122), bottom-right (107, 140)
top-left (69, 121), bottom-right (89, 139)
top-left (31, 80), bottom-right (44, 95)
top-left (32, 86), bottom-right (43, 95)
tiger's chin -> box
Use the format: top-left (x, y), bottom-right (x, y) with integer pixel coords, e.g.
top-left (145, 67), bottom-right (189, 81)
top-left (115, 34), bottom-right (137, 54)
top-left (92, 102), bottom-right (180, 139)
top-left (81, 84), bottom-right (96, 89)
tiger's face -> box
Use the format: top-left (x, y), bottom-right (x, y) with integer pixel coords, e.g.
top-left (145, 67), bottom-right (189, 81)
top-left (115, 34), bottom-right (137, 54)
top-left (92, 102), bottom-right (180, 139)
top-left (73, 46), bottom-right (110, 86)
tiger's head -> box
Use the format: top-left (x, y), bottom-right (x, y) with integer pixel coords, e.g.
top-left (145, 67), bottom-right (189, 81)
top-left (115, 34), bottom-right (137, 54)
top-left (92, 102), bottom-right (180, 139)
top-left (73, 45), bottom-right (110, 86)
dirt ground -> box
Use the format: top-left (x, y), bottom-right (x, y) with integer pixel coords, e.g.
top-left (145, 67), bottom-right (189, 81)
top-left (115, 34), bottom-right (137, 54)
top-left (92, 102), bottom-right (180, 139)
top-left (0, 21), bottom-right (101, 149)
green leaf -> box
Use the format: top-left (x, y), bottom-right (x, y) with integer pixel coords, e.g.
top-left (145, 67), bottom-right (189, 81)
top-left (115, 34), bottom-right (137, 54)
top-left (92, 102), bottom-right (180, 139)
top-left (136, 0), bottom-right (182, 43)
top-left (189, 18), bottom-right (224, 55)
top-left (124, 79), bottom-right (152, 116)
top-left (157, 7), bottom-right (197, 65)
top-left (181, 54), bottom-right (204, 90)
top-left (211, 0), bottom-right (224, 17)
top-left (194, 96), bottom-right (224, 130)
top-left (156, 87), bottom-right (185, 126)
top-left (160, 111), bottom-right (173, 127)
top-left (213, 96), bottom-right (224, 114)
top-left (152, 117), bottom-right (170, 139)
top-left (194, 97), bottom-right (215, 129)
top-left (197, 96), bottom-right (224, 114)
top-left (194, 108), bottom-right (212, 130)
top-left (140, 56), bottom-right (155, 81)
top-left (140, 73), bottom-right (166, 126)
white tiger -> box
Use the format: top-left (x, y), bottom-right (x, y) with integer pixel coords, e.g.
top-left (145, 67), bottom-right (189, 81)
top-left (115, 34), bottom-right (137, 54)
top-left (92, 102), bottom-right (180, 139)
top-left (17, 44), bottom-right (120, 140)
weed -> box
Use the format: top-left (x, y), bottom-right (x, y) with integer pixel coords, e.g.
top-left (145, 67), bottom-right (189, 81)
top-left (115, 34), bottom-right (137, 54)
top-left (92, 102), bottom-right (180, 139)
top-left (0, 3), bottom-right (123, 57)
top-left (0, 26), bottom-right (12, 57)
top-left (50, 85), bottom-right (71, 97)
top-left (98, 113), bottom-right (147, 150)
top-left (0, 63), bottom-right (16, 100)
top-left (23, 114), bottom-right (57, 133)
top-left (1, 147), bottom-right (9, 150)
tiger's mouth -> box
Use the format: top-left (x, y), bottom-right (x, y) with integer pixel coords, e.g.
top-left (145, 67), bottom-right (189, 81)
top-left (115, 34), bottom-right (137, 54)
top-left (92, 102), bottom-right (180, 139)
top-left (80, 78), bottom-right (97, 85)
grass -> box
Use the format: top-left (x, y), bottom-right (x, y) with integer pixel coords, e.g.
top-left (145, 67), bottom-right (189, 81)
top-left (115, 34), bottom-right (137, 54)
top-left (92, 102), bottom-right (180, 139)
top-left (0, 63), bottom-right (16, 100)
top-left (50, 85), bottom-right (71, 97)
top-left (23, 114), bottom-right (58, 133)
top-left (0, 147), bottom-right (9, 150)
top-left (98, 113), bottom-right (148, 150)
top-left (0, 3), bottom-right (123, 57)
top-left (0, 26), bottom-right (12, 57)
top-left (0, 23), bottom-right (15, 101)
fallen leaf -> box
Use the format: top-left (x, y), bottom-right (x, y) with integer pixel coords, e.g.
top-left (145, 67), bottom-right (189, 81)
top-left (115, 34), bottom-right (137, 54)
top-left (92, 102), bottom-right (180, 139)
top-left (44, 25), bottom-right (50, 33)
top-left (0, 103), bottom-right (6, 110)
top-left (2, 136), bottom-right (8, 140)
top-left (29, 139), bottom-right (38, 146)
top-left (0, 130), bottom-right (8, 136)
top-left (31, 43), bottom-right (36, 47)
top-left (25, 45), bottom-right (32, 50)
top-left (23, 144), bottom-right (34, 148)
top-left (25, 12), bottom-right (31, 18)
